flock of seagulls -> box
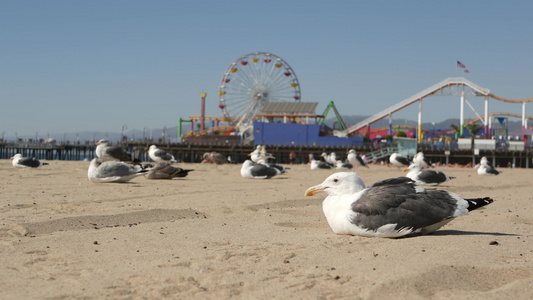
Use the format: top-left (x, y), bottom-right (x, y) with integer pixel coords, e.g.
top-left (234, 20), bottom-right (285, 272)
top-left (310, 149), bottom-right (368, 171)
top-left (8, 143), bottom-right (501, 238)
top-left (89, 141), bottom-right (191, 182)
top-left (240, 145), bottom-right (288, 179)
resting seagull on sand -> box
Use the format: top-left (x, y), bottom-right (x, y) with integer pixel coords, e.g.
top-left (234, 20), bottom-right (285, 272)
top-left (321, 152), bottom-right (337, 165)
top-left (88, 158), bottom-right (146, 183)
top-left (389, 153), bottom-right (410, 168)
top-left (310, 159), bottom-right (334, 170)
top-left (202, 152), bottom-right (228, 165)
top-left (148, 145), bottom-right (177, 163)
top-left (404, 163), bottom-right (455, 186)
top-left (145, 162), bottom-right (192, 179)
top-left (95, 139), bottom-right (133, 162)
top-left (11, 154), bottom-right (48, 168)
top-left (240, 160), bottom-right (281, 179)
top-left (477, 156), bottom-right (501, 175)
top-left (305, 172), bottom-right (493, 238)
top-left (336, 160), bottom-right (353, 170)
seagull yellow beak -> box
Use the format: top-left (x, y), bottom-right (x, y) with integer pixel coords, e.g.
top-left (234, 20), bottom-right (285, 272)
top-left (403, 168), bottom-right (409, 172)
top-left (305, 184), bottom-right (325, 196)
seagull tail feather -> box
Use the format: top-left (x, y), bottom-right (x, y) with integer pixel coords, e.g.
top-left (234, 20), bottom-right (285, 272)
top-left (466, 197), bottom-right (494, 211)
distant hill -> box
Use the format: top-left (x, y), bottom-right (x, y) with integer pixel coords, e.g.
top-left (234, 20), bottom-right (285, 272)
top-left (6, 115), bottom-right (525, 143)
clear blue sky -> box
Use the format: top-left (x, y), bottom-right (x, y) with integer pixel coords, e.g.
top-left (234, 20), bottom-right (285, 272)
top-left (1, 0), bottom-right (532, 138)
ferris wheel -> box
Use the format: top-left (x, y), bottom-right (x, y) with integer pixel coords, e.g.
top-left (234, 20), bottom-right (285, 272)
top-left (218, 52), bottom-right (301, 128)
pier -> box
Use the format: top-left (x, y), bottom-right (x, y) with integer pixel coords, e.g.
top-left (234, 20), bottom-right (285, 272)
top-left (1, 141), bottom-right (531, 168)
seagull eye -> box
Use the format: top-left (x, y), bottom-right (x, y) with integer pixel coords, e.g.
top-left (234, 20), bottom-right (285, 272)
top-left (333, 179), bottom-right (338, 183)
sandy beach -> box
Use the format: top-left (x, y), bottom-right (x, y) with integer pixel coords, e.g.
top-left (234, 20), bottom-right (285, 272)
top-left (1, 159), bottom-right (533, 299)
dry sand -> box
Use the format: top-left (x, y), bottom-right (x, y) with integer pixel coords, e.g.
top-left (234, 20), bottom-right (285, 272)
top-left (1, 159), bottom-right (533, 299)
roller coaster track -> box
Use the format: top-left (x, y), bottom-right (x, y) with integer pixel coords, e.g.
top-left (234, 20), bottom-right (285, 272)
top-left (465, 112), bottom-right (533, 125)
top-left (489, 94), bottom-right (533, 103)
top-left (345, 77), bottom-right (532, 135)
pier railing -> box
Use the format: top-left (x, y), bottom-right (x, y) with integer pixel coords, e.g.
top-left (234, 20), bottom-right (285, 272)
top-left (0, 141), bottom-right (531, 168)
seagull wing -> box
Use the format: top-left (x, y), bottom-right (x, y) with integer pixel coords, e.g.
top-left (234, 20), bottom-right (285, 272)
top-left (18, 157), bottom-right (42, 167)
top-left (106, 146), bottom-right (132, 161)
top-left (352, 181), bottom-right (457, 232)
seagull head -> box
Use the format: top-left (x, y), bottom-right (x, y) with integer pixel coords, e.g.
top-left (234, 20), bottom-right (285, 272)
top-left (96, 139), bottom-right (109, 146)
top-left (404, 163), bottom-right (422, 172)
top-left (10, 153), bottom-right (22, 160)
top-left (305, 172), bottom-right (366, 197)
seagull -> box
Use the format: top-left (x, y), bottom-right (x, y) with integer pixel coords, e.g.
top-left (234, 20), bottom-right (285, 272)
top-left (389, 153), bottom-right (411, 168)
top-left (145, 162), bottom-right (192, 179)
top-left (328, 152), bottom-right (337, 164)
top-left (321, 152), bottom-right (337, 165)
top-left (250, 145), bottom-right (275, 163)
top-left (413, 152), bottom-right (431, 168)
top-left (404, 163), bottom-right (455, 186)
top-left (255, 157), bottom-right (289, 174)
top-left (240, 160), bottom-right (281, 179)
top-left (305, 172), bottom-right (493, 238)
top-left (95, 139), bottom-right (133, 161)
top-left (88, 158), bottom-right (146, 183)
top-left (148, 145), bottom-right (177, 163)
top-left (347, 149), bottom-right (368, 169)
top-left (477, 156), bottom-right (501, 175)
top-left (11, 154), bottom-right (48, 168)
top-left (335, 160), bottom-right (353, 170)
top-left (202, 152), bottom-right (228, 165)
top-left (310, 159), bottom-right (334, 170)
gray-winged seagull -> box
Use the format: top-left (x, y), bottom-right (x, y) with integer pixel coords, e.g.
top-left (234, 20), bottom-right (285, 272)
top-left (404, 163), bottom-right (455, 185)
top-left (310, 159), bottom-right (334, 170)
top-left (148, 145), bottom-right (177, 163)
top-left (347, 149), bottom-right (368, 169)
top-left (240, 160), bottom-right (281, 179)
top-left (477, 156), bottom-right (501, 175)
top-left (11, 154), bottom-right (49, 168)
top-left (95, 139), bottom-right (133, 161)
top-left (389, 153), bottom-right (411, 168)
top-left (145, 162), bottom-right (192, 179)
top-left (305, 172), bottom-right (493, 238)
top-left (88, 158), bottom-right (146, 183)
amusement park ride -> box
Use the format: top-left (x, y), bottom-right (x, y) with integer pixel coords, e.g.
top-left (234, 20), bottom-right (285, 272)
top-left (180, 52), bottom-right (533, 146)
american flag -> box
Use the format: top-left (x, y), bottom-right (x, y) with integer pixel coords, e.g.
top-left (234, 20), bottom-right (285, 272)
top-left (457, 61), bottom-right (466, 68)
